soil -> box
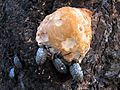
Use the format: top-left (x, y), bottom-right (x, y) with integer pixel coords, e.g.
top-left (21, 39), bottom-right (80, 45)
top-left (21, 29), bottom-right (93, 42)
top-left (0, 0), bottom-right (120, 90)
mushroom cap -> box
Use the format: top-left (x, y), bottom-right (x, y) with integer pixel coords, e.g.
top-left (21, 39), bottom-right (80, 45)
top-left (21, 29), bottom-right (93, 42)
top-left (36, 7), bottom-right (92, 63)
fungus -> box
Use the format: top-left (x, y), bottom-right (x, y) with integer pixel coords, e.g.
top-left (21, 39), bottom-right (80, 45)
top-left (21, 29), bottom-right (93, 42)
top-left (36, 7), bottom-right (92, 63)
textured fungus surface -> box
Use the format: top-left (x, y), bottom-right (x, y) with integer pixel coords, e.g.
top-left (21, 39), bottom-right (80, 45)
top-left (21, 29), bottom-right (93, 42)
top-left (36, 7), bottom-right (93, 63)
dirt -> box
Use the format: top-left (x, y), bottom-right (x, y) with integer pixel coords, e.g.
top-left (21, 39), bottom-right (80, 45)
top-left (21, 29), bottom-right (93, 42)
top-left (0, 0), bottom-right (120, 90)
